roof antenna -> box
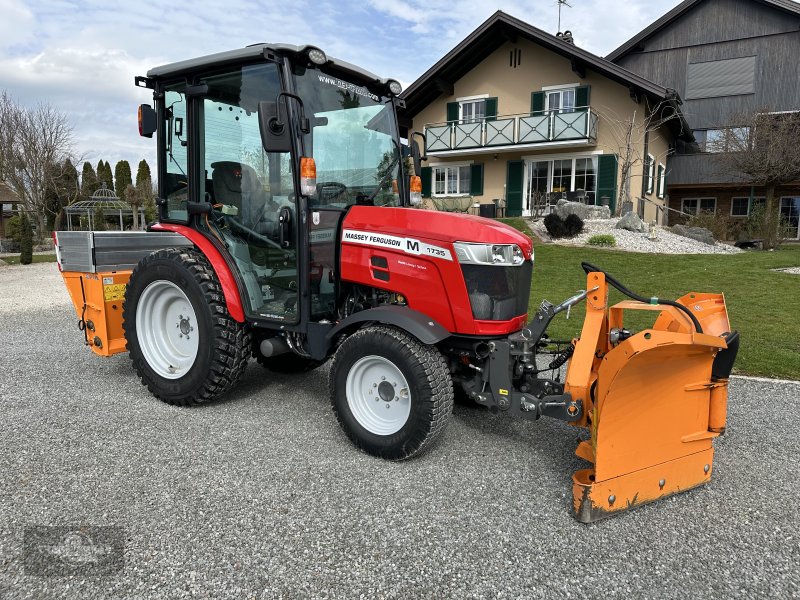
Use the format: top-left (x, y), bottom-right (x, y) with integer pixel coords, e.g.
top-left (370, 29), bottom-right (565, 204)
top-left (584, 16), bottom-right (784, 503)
top-left (556, 0), bottom-right (573, 35)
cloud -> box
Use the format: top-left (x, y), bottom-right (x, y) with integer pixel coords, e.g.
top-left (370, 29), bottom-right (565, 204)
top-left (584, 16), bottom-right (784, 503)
top-left (0, 0), bottom-right (684, 176)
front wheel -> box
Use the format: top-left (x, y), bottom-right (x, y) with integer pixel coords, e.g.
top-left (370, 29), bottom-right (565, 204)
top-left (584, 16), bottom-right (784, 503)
top-left (123, 248), bottom-right (251, 406)
top-left (329, 326), bottom-right (453, 460)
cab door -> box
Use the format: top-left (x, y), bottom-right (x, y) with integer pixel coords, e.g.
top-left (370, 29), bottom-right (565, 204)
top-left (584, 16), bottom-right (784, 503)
top-left (195, 63), bottom-right (301, 323)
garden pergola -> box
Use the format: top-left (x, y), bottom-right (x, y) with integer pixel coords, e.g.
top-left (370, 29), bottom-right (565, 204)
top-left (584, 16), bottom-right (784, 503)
top-left (65, 184), bottom-right (143, 231)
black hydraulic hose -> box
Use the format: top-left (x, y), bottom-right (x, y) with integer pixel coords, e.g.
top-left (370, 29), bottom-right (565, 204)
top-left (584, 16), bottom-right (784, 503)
top-left (581, 262), bottom-right (703, 334)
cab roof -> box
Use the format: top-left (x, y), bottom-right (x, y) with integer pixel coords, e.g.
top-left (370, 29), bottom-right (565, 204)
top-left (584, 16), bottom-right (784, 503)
top-left (146, 43), bottom-right (391, 90)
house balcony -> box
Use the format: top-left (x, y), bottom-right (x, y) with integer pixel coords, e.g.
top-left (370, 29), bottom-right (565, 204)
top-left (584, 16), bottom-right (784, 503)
top-left (423, 109), bottom-right (599, 157)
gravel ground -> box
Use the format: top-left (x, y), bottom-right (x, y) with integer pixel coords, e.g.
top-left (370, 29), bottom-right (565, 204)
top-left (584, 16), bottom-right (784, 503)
top-left (530, 218), bottom-right (743, 254)
top-left (0, 264), bottom-right (798, 599)
top-left (772, 267), bottom-right (800, 275)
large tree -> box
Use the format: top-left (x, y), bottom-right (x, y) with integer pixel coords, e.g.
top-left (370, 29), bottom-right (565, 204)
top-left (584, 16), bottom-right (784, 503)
top-left (0, 91), bottom-right (76, 236)
top-left (81, 161), bottom-right (99, 197)
top-left (716, 109), bottom-right (800, 249)
top-left (136, 159), bottom-right (152, 188)
top-left (96, 159), bottom-right (114, 192)
top-left (114, 160), bottom-right (132, 193)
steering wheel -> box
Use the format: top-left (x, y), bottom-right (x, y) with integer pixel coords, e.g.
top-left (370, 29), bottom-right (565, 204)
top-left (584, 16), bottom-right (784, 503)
top-left (224, 214), bottom-right (284, 251)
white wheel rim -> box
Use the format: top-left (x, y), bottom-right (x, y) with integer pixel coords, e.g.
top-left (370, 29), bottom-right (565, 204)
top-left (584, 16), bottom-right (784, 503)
top-left (345, 355), bottom-right (411, 435)
top-left (135, 280), bottom-right (200, 380)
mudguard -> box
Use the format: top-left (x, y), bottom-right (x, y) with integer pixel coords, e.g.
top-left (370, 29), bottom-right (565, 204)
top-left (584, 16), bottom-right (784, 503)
top-left (327, 305), bottom-right (450, 346)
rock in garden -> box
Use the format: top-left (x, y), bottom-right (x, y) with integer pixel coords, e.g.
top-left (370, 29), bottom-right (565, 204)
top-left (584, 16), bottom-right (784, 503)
top-left (672, 224), bottom-right (715, 246)
top-left (615, 212), bottom-right (647, 233)
top-left (554, 200), bottom-right (610, 221)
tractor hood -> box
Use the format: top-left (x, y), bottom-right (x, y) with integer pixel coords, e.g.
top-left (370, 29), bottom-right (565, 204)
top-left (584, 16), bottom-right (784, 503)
top-left (342, 206), bottom-right (534, 259)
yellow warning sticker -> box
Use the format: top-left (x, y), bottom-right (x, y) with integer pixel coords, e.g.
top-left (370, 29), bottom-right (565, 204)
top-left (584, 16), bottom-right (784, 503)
top-left (104, 284), bottom-right (127, 302)
top-left (499, 388), bottom-right (508, 396)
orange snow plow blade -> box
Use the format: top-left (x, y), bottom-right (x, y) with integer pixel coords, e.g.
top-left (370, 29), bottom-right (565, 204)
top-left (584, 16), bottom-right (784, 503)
top-left (565, 269), bottom-right (737, 522)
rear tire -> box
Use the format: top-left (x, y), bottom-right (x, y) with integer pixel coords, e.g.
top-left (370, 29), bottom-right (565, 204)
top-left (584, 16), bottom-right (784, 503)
top-left (329, 326), bottom-right (453, 460)
top-left (123, 248), bottom-right (251, 406)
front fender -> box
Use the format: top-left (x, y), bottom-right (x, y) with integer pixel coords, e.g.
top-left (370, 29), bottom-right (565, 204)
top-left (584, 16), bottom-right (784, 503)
top-left (327, 305), bottom-right (450, 346)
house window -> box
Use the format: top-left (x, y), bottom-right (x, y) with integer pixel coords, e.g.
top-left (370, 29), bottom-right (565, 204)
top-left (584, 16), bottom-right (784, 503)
top-left (682, 197), bottom-right (716, 215)
top-left (574, 158), bottom-right (595, 193)
top-left (730, 197), bottom-right (765, 217)
top-left (656, 163), bottom-right (666, 199)
top-left (433, 164), bottom-right (471, 196)
top-left (693, 127), bottom-right (750, 152)
top-left (546, 88), bottom-right (575, 114)
top-left (551, 159), bottom-right (573, 193)
top-left (780, 197), bottom-right (800, 240)
top-left (524, 155), bottom-right (597, 213)
top-left (645, 154), bottom-right (655, 194)
top-left (460, 100), bottom-right (486, 123)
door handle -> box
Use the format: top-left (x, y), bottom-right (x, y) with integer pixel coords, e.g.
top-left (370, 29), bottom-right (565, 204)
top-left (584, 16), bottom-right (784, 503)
top-left (279, 206), bottom-right (292, 248)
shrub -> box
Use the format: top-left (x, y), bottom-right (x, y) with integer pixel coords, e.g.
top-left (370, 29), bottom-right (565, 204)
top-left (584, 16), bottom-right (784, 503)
top-left (564, 214), bottom-right (585, 237)
top-left (543, 213), bottom-right (567, 238)
top-left (543, 213), bottom-right (584, 238)
top-left (686, 210), bottom-right (731, 241)
top-left (19, 213), bottom-right (33, 265)
top-left (5, 215), bottom-right (22, 242)
top-left (587, 234), bottom-right (616, 246)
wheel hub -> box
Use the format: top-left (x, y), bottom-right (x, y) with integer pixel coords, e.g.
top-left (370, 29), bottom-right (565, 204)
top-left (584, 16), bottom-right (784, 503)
top-left (135, 281), bottom-right (200, 380)
top-left (345, 355), bottom-right (412, 435)
top-left (179, 316), bottom-right (192, 336)
top-left (378, 381), bottom-right (395, 402)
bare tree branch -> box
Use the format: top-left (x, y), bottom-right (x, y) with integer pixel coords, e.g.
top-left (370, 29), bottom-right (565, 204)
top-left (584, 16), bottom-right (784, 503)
top-left (0, 91), bottom-right (77, 236)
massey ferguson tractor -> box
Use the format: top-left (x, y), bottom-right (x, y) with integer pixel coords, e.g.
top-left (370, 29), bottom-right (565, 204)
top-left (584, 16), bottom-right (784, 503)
top-left (53, 44), bottom-right (738, 522)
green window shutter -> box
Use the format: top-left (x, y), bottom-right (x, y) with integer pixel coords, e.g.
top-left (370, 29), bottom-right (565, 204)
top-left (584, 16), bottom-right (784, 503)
top-left (470, 163), bottom-right (484, 196)
top-left (657, 164), bottom-right (665, 198)
top-left (420, 166), bottom-right (432, 198)
top-left (530, 91), bottom-right (545, 116)
top-left (597, 154), bottom-right (618, 214)
top-left (575, 85), bottom-right (591, 109)
top-left (446, 102), bottom-right (459, 123)
top-left (485, 97), bottom-right (498, 122)
top-left (505, 160), bottom-right (524, 217)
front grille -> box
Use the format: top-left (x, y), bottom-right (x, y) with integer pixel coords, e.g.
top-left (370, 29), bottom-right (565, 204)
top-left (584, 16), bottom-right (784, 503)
top-left (461, 260), bottom-right (532, 321)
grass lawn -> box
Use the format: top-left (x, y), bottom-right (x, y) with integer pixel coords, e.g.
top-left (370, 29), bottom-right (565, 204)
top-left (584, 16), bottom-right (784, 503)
top-left (1, 253), bottom-right (57, 265)
top-left (498, 219), bottom-right (800, 380)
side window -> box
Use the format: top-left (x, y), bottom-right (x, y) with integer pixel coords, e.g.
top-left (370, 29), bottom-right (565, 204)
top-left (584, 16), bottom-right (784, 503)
top-left (163, 84), bottom-right (188, 221)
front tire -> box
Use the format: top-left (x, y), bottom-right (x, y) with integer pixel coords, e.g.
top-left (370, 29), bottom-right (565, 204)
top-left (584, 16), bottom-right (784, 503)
top-left (330, 326), bottom-right (453, 460)
top-left (123, 248), bottom-right (251, 406)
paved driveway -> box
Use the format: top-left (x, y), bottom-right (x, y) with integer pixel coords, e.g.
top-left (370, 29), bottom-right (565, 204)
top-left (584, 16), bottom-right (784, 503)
top-left (0, 264), bottom-right (797, 599)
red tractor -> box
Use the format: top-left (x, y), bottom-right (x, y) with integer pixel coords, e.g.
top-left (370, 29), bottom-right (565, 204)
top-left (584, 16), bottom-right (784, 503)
top-left (55, 44), bottom-right (737, 521)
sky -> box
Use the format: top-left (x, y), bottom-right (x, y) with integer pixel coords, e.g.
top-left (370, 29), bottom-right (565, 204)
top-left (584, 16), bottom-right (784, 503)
top-left (0, 0), bottom-right (685, 176)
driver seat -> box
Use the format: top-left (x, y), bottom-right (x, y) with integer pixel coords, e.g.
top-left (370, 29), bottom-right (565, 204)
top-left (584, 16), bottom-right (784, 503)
top-left (211, 161), bottom-right (265, 225)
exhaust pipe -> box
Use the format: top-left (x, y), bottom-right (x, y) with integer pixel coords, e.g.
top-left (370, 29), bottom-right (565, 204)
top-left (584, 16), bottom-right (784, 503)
top-left (259, 336), bottom-right (291, 358)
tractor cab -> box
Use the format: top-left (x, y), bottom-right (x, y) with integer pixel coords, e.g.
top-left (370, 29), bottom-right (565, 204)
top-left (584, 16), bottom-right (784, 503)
top-left (136, 44), bottom-right (411, 325)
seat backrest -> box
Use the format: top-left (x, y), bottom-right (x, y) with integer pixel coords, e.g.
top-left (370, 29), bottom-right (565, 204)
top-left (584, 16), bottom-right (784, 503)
top-left (211, 161), bottom-right (267, 225)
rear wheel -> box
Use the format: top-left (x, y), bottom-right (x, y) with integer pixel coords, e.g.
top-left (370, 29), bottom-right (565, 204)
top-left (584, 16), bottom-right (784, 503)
top-left (123, 248), bottom-right (251, 406)
top-left (329, 326), bottom-right (453, 460)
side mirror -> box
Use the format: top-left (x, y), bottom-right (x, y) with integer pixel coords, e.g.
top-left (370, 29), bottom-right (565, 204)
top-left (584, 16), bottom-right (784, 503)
top-left (138, 104), bottom-right (157, 138)
top-left (411, 140), bottom-right (423, 177)
top-left (410, 132), bottom-right (427, 175)
top-left (258, 101), bottom-right (292, 153)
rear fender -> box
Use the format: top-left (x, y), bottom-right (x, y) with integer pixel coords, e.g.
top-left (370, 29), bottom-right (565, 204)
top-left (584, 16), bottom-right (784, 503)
top-left (149, 223), bottom-right (245, 322)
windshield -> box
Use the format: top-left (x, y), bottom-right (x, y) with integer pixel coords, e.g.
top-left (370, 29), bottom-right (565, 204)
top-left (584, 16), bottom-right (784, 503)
top-left (292, 67), bottom-right (401, 208)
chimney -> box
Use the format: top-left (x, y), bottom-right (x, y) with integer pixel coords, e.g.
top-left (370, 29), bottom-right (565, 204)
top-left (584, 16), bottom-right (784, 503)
top-left (557, 30), bottom-right (575, 45)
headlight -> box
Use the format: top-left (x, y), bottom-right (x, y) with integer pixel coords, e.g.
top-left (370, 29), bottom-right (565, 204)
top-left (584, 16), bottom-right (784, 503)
top-left (454, 242), bottom-right (527, 266)
top-left (387, 79), bottom-right (403, 95)
top-left (306, 47), bottom-right (327, 65)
